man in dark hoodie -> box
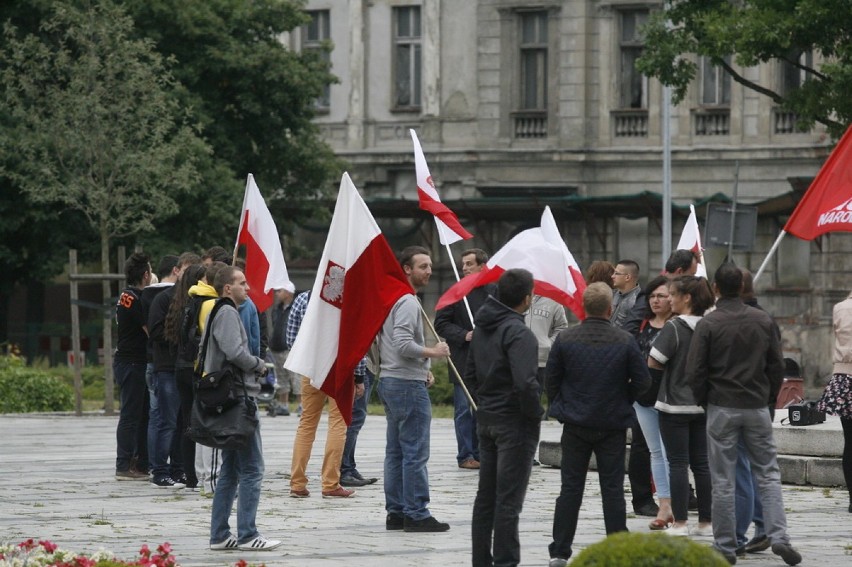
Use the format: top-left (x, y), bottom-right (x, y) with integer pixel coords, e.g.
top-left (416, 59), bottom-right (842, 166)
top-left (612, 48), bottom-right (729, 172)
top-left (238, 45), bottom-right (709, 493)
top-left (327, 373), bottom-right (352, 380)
top-left (545, 282), bottom-right (651, 567)
top-left (465, 268), bottom-right (541, 567)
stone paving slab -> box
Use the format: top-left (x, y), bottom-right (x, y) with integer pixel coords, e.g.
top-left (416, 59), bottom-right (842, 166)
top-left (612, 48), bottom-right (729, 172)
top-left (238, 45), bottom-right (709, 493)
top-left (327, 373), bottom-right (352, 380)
top-left (0, 413), bottom-right (849, 566)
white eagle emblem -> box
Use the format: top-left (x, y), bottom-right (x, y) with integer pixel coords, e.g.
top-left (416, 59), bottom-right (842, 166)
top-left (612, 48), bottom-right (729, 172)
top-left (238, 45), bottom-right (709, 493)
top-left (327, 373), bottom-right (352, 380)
top-left (321, 262), bottom-right (345, 308)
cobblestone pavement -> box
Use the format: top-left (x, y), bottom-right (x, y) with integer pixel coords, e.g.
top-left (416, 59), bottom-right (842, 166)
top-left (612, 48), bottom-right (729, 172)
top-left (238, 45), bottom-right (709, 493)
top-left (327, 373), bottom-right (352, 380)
top-left (1, 413), bottom-right (849, 566)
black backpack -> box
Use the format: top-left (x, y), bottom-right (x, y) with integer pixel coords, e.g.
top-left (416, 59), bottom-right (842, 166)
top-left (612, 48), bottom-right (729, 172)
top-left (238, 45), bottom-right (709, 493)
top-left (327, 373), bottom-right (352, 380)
top-left (177, 295), bottom-right (210, 369)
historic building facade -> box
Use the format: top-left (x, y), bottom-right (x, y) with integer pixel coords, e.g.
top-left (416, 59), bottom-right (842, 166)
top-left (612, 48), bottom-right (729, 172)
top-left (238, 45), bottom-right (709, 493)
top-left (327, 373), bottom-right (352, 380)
top-left (292, 0), bottom-right (848, 389)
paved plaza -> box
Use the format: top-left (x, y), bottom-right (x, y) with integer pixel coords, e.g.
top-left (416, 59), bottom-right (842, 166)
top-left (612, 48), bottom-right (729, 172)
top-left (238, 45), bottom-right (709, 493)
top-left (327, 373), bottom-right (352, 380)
top-left (1, 412), bottom-right (849, 566)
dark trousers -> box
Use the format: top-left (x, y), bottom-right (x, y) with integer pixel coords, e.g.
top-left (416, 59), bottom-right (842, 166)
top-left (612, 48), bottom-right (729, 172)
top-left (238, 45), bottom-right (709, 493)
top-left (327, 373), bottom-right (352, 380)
top-left (114, 360), bottom-right (149, 472)
top-left (472, 418), bottom-right (540, 567)
top-left (341, 371), bottom-right (373, 477)
top-left (628, 411), bottom-right (654, 509)
top-left (659, 412), bottom-right (712, 523)
top-left (176, 366), bottom-right (197, 485)
top-left (549, 424), bottom-right (627, 560)
top-left (843, 417), bottom-right (852, 502)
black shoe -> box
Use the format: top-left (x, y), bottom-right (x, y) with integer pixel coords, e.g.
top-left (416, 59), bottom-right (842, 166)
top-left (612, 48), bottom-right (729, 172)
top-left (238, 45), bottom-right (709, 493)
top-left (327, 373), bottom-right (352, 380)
top-left (735, 545), bottom-right (747, 557)
top-left (403, 515), bottom-right (450, 533)
top-left (172, 473), bottom-right (188, 485)
top-left (688, 487), bottom-right (698, 510)
top-left (276, 406), bottom-right (290, 416)
top-left (633, 502), bottom-right (659, 517)
top-left (340, 475), bottom-right (370, 487)
top-left (386, 513), bottom-right (404, 531)
top-left (532, 459), bottom-right (541, 466)
top-left (771, 542), bottom-right (802, 566)
top-left (351, 470), bottom-right (378, 484)
top-left (744, 534), bottom-right (770, 553)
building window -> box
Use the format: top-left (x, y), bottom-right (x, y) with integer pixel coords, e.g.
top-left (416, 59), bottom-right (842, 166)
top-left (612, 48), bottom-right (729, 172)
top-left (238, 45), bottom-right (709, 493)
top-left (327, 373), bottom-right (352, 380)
top-left (393, 6), bottom-right (421, 110)
top-left (701, 56), bottom-right (731, 106)
top-left (303, 10), bottom-right (331, 110)
top-left (774, 50), bottom-right (813, 134)
top-left (520, 12), bottom-right (548, 110)
top-left (618, 10), bottom-right (648, 109)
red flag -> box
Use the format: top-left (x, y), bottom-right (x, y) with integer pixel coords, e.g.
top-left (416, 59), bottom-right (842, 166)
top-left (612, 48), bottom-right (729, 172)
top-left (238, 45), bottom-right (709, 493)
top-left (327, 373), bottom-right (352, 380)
top-left (411, 129), bottom-right (473, 244)
top-left (437, 207), bottom-right (587, 319)
top-left (785, 125), bottom-right (852, 240)
top-left (284, 173), bottom-right (413, 424)
top-left (235, 174), bottom-right (290, 312)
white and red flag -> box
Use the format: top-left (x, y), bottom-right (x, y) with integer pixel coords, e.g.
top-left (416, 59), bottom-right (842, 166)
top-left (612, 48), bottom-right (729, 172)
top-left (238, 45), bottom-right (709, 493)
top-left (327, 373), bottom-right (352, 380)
top-left (284, 173), bottom-right (413, 424)
top-left (410, 129), bottom-right (473, 245)
top-left (234, 174), bottom-right (290, 312)
top-left (676, 204), bottom-right (707, 278)
top-left (436, 207), bottom-right (587, 319)
top-left (785, 125), bottom-right (852, 240)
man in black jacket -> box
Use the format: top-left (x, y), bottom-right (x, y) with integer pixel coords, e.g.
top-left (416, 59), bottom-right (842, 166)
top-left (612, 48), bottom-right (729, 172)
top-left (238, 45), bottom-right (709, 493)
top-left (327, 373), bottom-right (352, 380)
top-left (545, 282), bottom-right (650, 567)
top-left (435, 248), bottom-right (494, 470)
top-left (465, 268), bottom-right (541, 567)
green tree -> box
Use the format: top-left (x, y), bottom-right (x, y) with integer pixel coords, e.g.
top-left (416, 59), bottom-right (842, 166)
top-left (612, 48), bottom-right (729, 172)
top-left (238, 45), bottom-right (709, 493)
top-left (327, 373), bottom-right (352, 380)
top-left (637, 0), bottom-right (852, 136)
top-left (0, 0), bottom-right (208, 407)
top-left (126, 0), bottom-right (343, 235)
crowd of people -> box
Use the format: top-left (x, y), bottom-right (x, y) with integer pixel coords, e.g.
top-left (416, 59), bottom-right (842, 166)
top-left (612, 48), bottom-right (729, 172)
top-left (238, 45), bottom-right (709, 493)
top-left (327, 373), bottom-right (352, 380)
top-left (109, 241), bottom-right (852, 566)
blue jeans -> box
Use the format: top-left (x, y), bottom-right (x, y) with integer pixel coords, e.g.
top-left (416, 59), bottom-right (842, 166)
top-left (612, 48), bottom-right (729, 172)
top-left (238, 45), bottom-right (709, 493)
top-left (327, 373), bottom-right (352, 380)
top-left (341, 371), bottom-right (372, 477)
top-left (550, 424), bottom-right (627, 560)
top-left (634, 403), bottom-right (670, 498)
top-left (149, 370), bottom-right (182, 480)
top-left (210, 406), bottom-right (264, 544)
top-left (377, 377), bottom-right (432, 521)
top-left (472, 418), bottom-right (539, 567)
top-left (453, 382), bottom-right (479, 464)
top-left (114, 360), bottom-right (149, 472)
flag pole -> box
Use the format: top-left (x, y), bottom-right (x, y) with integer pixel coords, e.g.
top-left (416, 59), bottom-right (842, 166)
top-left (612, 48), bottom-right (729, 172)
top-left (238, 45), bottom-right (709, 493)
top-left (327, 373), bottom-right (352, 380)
top-left (436, 221), bottom-right (476, 328)
top-left (418, 302), bottom-right (477, 411)
top-left (753, 230), bottom-right (787, 283)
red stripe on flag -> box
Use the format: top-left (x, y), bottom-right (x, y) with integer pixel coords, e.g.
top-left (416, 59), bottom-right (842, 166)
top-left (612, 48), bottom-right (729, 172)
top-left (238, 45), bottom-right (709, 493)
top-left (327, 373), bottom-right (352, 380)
top-left (417, 188), bottom-right (473, 240)
top-left (237, 210), bottom-right (274, 312)
top-left (319, 235), bottom-right (413, 425)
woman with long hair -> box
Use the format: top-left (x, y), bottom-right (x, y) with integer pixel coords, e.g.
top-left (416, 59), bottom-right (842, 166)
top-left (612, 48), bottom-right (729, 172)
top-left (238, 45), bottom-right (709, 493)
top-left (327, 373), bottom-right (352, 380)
top-left (165, 262), bottom-right (207, 490)
top-left (649, 275), bottom-right (715, 536)
top-left (633, 275), bottom-right (674, 530)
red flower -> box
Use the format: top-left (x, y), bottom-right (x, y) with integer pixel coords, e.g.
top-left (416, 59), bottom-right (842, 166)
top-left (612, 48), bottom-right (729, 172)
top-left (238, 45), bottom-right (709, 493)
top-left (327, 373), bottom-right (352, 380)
top-left (39, 539), bottom-right (58, 553)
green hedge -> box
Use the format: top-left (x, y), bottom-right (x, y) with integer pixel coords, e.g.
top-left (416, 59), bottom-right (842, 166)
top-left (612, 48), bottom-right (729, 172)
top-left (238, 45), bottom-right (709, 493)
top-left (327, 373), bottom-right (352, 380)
top-left (570, 532), bottom-right (730, 566)
top-left (0, 357), bottom-right (74, 413)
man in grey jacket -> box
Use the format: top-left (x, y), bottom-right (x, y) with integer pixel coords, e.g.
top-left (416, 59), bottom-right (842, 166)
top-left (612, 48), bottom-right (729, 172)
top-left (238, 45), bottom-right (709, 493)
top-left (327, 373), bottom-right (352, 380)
top-left (204, 266), bottom-right (281, 552)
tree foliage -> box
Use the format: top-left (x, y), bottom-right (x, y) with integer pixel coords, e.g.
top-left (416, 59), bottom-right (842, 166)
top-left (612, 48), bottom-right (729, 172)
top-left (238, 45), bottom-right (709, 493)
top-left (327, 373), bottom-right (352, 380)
top-left (0, 0), bottom-right (208, 259)
top-left (637, 0), bottom-right (852, 136)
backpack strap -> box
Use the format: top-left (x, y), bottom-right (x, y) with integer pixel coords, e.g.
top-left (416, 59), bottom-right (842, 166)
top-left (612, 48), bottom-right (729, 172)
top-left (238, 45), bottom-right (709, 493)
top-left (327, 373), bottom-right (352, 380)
top-left (197, 297), bottom-right (235, 375)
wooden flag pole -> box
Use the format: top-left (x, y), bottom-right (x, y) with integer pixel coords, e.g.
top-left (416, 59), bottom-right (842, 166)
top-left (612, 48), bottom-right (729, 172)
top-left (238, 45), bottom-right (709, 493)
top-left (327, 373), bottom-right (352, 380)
top-left (418, 302), bottom-right (477, 411)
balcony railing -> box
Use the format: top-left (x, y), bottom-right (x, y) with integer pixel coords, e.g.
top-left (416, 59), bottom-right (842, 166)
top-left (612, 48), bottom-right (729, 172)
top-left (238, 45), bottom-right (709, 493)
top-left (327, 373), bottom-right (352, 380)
top-left (773, 108), bottom-right (800, 134)
top-left (694, 108), bottom-right (730, 136)
top-left (512, 111), bottom-right (548, 139)
top-left (612, 110), bottom-right (648, 138)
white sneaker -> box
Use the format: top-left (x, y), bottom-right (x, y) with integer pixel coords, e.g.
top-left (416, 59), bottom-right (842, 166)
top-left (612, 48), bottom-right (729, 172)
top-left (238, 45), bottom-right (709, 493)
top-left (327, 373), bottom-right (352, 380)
top-left (210, 534), bottom-right (238, 550)
top-left (691, 524), bottom-right (714, 537)
top-left (665, 524), bottom-right (690, 536)
top-left (238, 535), bottom-right (282, 551)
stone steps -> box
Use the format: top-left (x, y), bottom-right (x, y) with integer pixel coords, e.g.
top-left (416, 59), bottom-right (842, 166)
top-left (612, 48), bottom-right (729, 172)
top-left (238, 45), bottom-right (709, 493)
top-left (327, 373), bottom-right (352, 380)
top-left (538, 413), bottom-right (845, 487)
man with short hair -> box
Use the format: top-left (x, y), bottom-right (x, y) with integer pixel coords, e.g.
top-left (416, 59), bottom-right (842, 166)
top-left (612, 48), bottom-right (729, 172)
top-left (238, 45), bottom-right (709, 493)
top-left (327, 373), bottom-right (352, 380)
top-left (466, 268), bottom-right (541, 567)
top-left (546, 282), bottom-right (651, 566)
top-left (435, 247), bottom-right (494, 470)
top-left (665, 249), bottom-right (699, 276)
top-left (687, 263), bottom-right (801, 566)
top-left (379, 245), bottom-right (452, 533)
top-left (114, 252), bottom-right (153, 481)
top-left (610, 259), bottom-right (641, 329)
top-left (205, 266), bottom-right (281, 552)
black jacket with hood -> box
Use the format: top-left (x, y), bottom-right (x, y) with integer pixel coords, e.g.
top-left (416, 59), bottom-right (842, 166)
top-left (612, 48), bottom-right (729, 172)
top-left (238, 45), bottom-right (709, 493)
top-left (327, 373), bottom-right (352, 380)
top-left (464, 295), bottom-right (543, 425)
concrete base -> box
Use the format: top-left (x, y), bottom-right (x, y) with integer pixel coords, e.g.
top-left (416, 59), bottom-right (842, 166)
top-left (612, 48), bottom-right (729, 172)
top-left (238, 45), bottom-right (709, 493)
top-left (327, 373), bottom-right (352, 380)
top-left (538, 414), bottom-right (846, 487)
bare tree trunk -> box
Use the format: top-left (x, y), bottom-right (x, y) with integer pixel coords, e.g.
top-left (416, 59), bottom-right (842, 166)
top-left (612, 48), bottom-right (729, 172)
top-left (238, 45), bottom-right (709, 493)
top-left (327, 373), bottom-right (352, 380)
top-left (102, 231), bottom-right (114, 415)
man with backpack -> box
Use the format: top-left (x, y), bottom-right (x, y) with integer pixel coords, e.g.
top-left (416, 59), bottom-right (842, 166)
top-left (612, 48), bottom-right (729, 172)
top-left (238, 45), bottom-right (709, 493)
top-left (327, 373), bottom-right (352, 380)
top-left (203, 265), bottom-right (281, 552)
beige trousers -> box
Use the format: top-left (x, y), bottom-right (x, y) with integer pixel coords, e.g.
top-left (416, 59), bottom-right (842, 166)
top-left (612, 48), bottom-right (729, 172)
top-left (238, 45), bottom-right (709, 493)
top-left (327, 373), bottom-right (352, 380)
top-left (290, 376), bottom-right (347, 492)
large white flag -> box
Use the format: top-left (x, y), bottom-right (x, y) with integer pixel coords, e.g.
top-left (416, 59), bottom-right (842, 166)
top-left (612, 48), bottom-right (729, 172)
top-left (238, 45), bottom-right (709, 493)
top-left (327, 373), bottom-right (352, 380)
top-left (284, 173), bottom-right (412, 424)
top-left (676, 205), bottom-right (707, 278)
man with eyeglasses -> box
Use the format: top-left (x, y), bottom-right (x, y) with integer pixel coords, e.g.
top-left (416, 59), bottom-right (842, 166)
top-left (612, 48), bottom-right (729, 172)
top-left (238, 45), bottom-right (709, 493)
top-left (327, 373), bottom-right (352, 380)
top-left (610, 260), bottom-right (641, 329)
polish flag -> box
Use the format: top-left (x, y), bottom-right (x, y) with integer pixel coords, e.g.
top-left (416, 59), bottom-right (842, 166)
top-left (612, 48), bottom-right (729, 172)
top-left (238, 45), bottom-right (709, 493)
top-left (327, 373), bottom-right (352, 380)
top-left (284, 173), bottom-right (413, 424)
top-left (436, 207), bottom-right (587, 320)
top-left (785, 125), bottom-right (852, 240)
top-left (676, 205), bottom-right (707, 278)
top-left (411, 129), bottom-right (473, 245)
top-left (235, 174), bottom-right (290, 312)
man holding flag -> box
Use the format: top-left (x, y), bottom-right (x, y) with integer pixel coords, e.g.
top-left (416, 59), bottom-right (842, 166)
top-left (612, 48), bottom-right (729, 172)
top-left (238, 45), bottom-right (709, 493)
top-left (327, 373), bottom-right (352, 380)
top-left (379, 245), bottom-right (452, 533)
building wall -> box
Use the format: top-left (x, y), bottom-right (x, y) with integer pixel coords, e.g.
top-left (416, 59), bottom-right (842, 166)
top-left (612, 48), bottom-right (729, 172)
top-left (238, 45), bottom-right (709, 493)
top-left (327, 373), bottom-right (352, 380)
top-left (294, 0), bottom-right (847, 390)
